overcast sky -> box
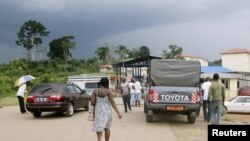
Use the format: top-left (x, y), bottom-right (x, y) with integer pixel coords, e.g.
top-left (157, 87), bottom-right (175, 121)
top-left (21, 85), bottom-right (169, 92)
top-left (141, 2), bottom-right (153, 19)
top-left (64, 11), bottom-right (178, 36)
top-left (1, 0), bottom-right (250, 64)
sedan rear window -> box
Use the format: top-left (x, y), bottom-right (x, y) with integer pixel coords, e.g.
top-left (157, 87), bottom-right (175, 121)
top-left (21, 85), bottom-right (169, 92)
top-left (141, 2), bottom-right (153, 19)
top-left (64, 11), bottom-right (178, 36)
top-left (30, 84), bottom-right (59, 93)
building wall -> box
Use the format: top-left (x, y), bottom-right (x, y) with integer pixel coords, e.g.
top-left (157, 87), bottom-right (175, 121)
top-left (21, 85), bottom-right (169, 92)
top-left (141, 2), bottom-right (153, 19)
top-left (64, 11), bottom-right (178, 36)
top-left (183, 57), bottom-right (208, 66)
top-left (222, 53), bottom-right (250, 72)
top-left (199, 58), bottom-right (209, 66)
top-left (239, 79), bottom-right (250, 88)
top-left (99, 68), bottom-right (105, 72)
top-left (248, 54), bottom-right (250, 71)
top-left (99, 67), bottom-right (113, 73)
top-left (226, 78), bottom-right (250, 99)
top-left (201, 73), bottom-right (250, 100)
top-left (227, 78), bottom-right (238, 99)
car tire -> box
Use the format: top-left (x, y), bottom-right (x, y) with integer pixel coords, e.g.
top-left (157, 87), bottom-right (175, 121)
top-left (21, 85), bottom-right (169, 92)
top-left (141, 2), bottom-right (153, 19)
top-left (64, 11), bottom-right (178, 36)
top-left (187, 112), bottom-right (196, 124)
top-left (85, 103), bottom-right (89, 111)
top-left (65, 102), bottom-right (74, 117)
top-left (146, 115), bottom-right (153, 123)
top-left (144, 103), bottom-right (148, 113)
top-left (33, 112), bottom-right (42, 118)
top-left (196, 106), bottom-right (201, 116)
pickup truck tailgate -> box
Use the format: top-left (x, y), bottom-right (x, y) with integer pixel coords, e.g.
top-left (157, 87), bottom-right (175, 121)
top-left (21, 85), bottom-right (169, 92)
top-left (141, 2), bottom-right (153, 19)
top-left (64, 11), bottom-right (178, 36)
top-left (150, 86), bottom-right (200, 104)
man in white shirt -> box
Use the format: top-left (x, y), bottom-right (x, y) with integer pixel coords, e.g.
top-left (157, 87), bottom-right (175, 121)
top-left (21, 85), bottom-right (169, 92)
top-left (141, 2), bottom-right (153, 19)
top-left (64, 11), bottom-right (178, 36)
top-left (16, 83), bottom-right (27, 113)
top-left (128, 78), bottom-right (136, 106)
top-left (202, 77), bottom-right (212, 122)
top-left (134, 78), bottom-right (142, 107)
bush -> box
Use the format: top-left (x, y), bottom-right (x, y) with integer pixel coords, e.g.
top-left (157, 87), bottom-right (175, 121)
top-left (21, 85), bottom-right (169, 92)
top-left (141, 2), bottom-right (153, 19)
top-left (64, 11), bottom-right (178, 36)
top-left (0, 58), bottom-right (103, 106)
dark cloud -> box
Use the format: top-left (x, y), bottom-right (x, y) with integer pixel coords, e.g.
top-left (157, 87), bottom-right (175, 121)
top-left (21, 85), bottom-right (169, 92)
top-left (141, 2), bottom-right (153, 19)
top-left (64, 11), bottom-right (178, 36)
top-left (1, 0), bottom-right (250, 63)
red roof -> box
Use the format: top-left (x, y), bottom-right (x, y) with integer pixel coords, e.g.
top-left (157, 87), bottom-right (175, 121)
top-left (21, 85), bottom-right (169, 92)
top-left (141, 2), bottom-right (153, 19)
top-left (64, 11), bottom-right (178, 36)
top-left (100, 64), bottom-right (112, 68)
top-left (221, 48), bottom-right (250, 54)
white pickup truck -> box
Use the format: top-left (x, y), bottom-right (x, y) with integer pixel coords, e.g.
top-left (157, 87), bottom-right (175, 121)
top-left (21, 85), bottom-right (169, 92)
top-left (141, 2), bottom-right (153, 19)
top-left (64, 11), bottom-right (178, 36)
top-left (144, 59), bottom-right (202, 123)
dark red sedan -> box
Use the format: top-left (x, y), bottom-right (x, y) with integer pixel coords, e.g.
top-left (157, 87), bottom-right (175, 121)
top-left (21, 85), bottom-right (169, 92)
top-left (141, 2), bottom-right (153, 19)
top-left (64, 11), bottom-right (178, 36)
top-left (26, 83), bottom-right (90, 117)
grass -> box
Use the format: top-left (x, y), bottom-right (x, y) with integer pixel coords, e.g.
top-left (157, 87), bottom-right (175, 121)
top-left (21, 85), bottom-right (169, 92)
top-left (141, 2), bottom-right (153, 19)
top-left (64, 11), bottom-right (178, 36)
top-left (0, 96), bottom-right (19, 107)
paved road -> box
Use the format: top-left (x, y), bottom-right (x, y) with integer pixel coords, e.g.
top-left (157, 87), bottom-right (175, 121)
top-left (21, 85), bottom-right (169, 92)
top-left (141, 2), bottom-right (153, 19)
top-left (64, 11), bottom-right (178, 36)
top-left (0, 97), bottom-right (248, 141)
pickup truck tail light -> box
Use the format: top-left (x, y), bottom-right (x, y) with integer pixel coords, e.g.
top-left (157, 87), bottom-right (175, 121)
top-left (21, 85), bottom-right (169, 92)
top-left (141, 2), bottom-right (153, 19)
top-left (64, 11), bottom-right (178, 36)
top-left (26, 95), bottom-right (35, 103)
top-left (148, 89), bottom-right (159, 102)
top-left (148, 89), bottom-right (155, 95)
top-left (49, 96), bottom-right (64, 102)
top-left (192, 90), bottom-right (201, 103)
top-left (147, 89), bottom-right (154, 101)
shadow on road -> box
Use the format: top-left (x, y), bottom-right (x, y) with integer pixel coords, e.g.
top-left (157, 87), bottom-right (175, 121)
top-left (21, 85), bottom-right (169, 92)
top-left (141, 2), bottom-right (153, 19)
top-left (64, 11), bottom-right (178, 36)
top-left (25, 109), bottom-right (88, 120)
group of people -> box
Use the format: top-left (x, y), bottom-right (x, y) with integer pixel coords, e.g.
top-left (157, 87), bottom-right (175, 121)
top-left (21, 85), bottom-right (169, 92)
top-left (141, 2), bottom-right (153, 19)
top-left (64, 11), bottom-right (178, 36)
top-left (120, 77), bottom-right (143, 112)
top-left (201, 73), bottom-right (225, 125)
top-left (91, 74), bottom-right (225, 141)
top-left (16, 74), bottom-right (224, 141)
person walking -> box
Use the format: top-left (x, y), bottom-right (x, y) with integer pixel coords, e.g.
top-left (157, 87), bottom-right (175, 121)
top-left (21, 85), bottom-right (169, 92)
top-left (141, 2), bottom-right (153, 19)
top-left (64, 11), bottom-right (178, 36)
top-left (16, 82), bottom-right (27, 113)
top-left (120, 78), bottom-right (131, 113)
top-left (134, 78), bottom-right (142, 107)
top-left (91, 77), bottom-right (122, 141)
top-left (208, 73), bottom-right (225, 125)
top-left (202, 77), bottom-right (212, 122)
top-left (128, 78), bottom-right (136, 107)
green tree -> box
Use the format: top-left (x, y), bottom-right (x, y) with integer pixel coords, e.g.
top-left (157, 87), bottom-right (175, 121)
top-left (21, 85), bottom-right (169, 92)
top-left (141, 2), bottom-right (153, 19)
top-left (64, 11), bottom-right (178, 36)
top-left (16, 20), bottom-right (49, 61)
top-left (9, 58), bottom-right (28, 75)
top-left (209, 59), bottom-right (222, 66)
top-left (114, 45), bottom-right (129, 61)
top-left (138, 45), bottom-right (150, 58)
top-left (128, 48), bottom-right (139, 59)
top-left (48, 36), bottom-right (76, 62)
top-left (85, 57), bottom-right (100, 73)
top-left (162, 44), bottom-right (183, 59)
top-left (95, 43), bottom-right (112, 64)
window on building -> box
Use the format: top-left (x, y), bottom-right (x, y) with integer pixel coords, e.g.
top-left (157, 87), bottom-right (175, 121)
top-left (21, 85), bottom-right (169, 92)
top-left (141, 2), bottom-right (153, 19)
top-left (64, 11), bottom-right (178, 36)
top-left (221, 79), bottom-right (230, 89)
top-left (237, 81), bottom-right (240, 89)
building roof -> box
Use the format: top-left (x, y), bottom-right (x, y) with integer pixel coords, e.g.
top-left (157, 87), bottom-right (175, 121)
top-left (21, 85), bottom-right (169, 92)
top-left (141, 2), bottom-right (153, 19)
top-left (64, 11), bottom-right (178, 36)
top-left (100, 64), bottom-right (112, 68)
top-left (115, 56), bottom-right (162, 67)
top-left (180, 54), bottom-right (206, 60)
top-left (221, 48), bottom-right (250, 54)
top-left (201, 66), bottom-right (232, 73)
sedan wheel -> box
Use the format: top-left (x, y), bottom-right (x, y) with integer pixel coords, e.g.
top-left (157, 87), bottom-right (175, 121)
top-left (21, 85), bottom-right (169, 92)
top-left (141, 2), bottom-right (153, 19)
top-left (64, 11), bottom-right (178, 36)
top-left (85, 103), bottom-right (89, 111)
top-left (65, 103), bottom-right (74, 117)
top-left (32, 112), bottom-right (42, 118)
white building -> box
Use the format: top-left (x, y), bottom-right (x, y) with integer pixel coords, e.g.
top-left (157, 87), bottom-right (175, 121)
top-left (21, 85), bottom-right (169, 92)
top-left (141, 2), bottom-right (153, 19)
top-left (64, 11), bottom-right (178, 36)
top-left (99, 64), bottom-right (113, 73)
top-left (201, 48), bottom-right (250, 99)
top-left (221, 48), bottom-right (250, 72)
top-left (180, 54), bottom-right (208, 66)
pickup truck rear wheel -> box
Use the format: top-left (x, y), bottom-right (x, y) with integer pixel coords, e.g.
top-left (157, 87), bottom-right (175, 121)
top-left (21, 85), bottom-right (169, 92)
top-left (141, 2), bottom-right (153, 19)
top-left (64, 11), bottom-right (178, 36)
top-left (146, 115), bottom-right (153, 123)
top-left (144, 103), bottom-right (148, 113)
top-left (196, 106), bottom-right (201, 116)
top-left (187, 112), bottom-right (196, 124)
